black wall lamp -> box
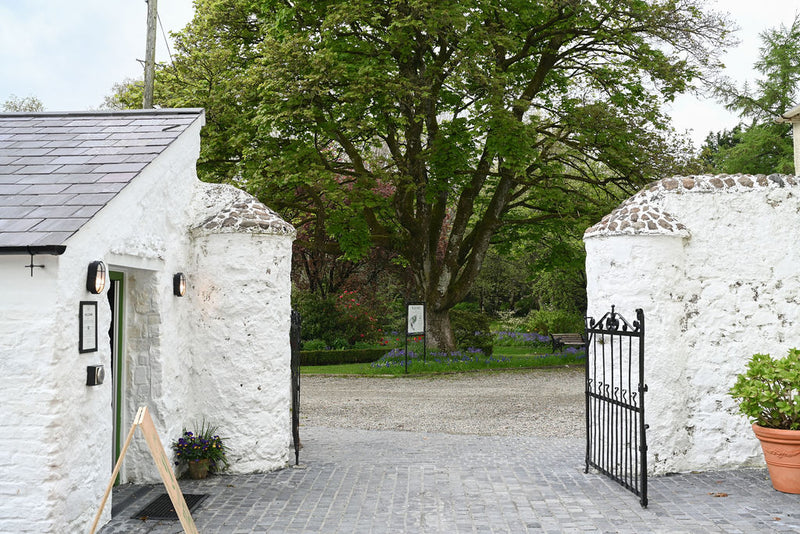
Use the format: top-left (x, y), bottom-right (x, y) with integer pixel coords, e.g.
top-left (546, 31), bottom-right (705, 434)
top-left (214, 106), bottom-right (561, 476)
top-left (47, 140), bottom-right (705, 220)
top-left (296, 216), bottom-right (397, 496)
top-left (173, 272), bottom-right (187, 297)
top-left (86, 261), bottom-right (107, 294)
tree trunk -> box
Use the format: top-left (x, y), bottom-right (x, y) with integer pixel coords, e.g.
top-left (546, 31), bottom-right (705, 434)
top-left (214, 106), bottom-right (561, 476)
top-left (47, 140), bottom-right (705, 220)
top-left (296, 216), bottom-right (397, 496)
top-left (426, 307), bottom-right (456, 351)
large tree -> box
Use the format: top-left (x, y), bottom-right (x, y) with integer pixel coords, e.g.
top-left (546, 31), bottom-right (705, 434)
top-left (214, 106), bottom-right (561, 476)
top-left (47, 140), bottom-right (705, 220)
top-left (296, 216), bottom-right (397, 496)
top-left (703, 15), bottom-right (800, 174)
top-left (132, 0), bottom-right (729, 348)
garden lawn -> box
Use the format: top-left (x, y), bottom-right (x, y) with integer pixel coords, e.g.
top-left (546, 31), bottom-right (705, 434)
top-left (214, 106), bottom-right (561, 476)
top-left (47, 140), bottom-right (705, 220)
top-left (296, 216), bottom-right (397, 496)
top-left (301, 345), bottom-right (584, 376)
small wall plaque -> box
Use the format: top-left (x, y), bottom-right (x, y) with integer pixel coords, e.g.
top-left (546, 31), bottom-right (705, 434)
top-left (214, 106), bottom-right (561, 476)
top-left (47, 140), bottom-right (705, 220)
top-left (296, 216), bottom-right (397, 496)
top-left (79, 301), bottom-right (98, 353)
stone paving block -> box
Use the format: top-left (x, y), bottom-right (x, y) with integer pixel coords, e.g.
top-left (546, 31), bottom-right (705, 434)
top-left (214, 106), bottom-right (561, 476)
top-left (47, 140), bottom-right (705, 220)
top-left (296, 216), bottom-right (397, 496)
top-left (98, 427), bottom-right (800, 533)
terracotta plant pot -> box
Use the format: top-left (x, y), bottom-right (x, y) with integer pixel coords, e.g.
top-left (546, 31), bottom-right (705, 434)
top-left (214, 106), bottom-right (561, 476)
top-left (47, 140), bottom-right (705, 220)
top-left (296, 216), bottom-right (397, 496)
top-left (752, 424), bottom-right (800, 494)
top-left (187, 458), bottom-right (211, 480)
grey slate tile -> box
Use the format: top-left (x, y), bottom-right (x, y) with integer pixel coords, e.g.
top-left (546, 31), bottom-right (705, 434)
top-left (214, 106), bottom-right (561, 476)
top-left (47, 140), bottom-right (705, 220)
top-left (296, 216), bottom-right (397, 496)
top-left (63, 183), bottom-right (125, 194)
top-left (87, 155), bottom-right (125, 164)
top-left (97, 173), bottom-right (138, 183)
top-left (19, 184), bottom-right (71, 195)
top-left (0, 183), bottom-right (29, 194)
top-left (0, 218), bottom-right (43, 232)
top-left (26, 206), bottom-right (80, 218)
top-left (22, 193), bottom-right (79, 205)
top-left (50, 155), bottom-right (95, 165)
top-left (28, 231), bottom-right (73, 245)
top-left (45, 140), bottom-right (85, 149)
top-left (0, 233), bottom-right (37, 246)
top-left (0, 148), bottom-right (52, 157)
top-left (9, 155), bottom-right (58, 165)
top-left (16, 164), bottom-right (63, 175)
top-left (31, 218), bottom-right (89, 232)
top-left (0, 206), bottom-right (35, 218)
top-left (56, 164), bottom-right (100, 174)
top-left (93, 162), bottom-right (147, 174)
top-left (63, 192), bottom-right (115, 205)
top-left (15, 174), bottom-right (74, 185)
top-left (78, 139), bottom-right (119, 148)
top-left (47, 173), bottom-right (102, 184)
top-left (9, 140), bottom-right (51, 149)
top-left (0, 194), bottom-right (37, 206)
top-left (70, 205), bottom-right (103, 218)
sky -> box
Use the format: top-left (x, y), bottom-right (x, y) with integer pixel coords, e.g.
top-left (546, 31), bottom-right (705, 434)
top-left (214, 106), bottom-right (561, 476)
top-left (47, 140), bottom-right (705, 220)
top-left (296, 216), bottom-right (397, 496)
top-left (1, 0), bottom-right (799, 149)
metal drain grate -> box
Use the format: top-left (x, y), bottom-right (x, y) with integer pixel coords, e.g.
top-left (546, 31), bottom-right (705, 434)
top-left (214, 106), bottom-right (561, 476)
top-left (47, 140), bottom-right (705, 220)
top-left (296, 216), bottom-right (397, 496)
top-left (132, 493), bottom-right (207, 520)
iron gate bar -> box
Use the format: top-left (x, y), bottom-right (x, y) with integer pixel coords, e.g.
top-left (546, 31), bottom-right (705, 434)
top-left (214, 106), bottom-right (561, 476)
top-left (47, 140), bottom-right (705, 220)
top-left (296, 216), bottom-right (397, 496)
top-left (290, 310), bottom-right (301, 466)
top-left (585, 306), bottom-right (648, 507)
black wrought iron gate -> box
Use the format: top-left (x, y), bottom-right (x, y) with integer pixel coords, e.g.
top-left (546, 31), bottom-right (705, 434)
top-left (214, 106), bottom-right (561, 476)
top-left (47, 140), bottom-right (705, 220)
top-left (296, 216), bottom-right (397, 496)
top-left (585, 306), bottom-right (648, 507)
top-left (290, 310), bottom-right (301, 465)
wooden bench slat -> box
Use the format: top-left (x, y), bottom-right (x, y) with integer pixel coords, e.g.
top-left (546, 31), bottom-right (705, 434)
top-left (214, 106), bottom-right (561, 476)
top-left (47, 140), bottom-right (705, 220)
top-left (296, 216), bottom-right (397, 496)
top-left (550, 333), bottom-right (585, 352)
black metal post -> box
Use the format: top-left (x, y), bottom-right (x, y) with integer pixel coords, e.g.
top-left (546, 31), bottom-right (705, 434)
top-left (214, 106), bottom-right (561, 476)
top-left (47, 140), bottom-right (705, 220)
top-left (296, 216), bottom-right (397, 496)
top-left (290, 310), bottom-right (301, 465)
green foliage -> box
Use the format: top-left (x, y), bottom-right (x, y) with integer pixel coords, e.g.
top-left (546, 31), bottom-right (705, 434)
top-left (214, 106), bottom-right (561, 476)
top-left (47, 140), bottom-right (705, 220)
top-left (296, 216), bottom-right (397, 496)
top-left (302, 339), bottom-right (328, 351)
top-left (525, 309), bottom-right (584, 336)
top-left (119, 0), bottom-right (730, 349)
top-left (704, 15), bottom-right (800, 174)
top-left (450, 309), bottom-right (494, 356)
top-left (302, 348), bottom-right (585, 375)
top-left (300, 348), bottom-right (387, 366)
top-left (729, 349), bottom-right (800, 430)
top-left (2, 94), bottom-right (44, 112)
top-left (293, 288), bottom-right (389, 347)
top-left (172, 422), bottom-right (229, 471)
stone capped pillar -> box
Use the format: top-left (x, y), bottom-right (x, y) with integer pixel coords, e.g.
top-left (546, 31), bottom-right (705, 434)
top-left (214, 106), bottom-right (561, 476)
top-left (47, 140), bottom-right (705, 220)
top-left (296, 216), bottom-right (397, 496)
top-left (187, 183), bottom-right (295, 473)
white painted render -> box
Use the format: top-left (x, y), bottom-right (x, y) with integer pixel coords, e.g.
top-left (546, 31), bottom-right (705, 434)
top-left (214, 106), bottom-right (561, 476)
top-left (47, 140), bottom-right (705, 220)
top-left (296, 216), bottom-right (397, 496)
top-left (0, 117), bottom-right (295, 532)
top-left (585, 175), bottom-right (800, 475)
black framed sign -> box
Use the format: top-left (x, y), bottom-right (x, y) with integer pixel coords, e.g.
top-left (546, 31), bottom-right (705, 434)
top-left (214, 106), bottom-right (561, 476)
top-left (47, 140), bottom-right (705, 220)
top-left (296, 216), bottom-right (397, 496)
top-left (406, 303), bottom-right (425, 335)
top-left (79, 301), bottom-right (98, 353)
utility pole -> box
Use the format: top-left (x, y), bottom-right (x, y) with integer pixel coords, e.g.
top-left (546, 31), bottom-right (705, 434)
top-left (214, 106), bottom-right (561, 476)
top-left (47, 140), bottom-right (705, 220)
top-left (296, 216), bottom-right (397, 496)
top-left (143, 0), bottom-right (158, 109)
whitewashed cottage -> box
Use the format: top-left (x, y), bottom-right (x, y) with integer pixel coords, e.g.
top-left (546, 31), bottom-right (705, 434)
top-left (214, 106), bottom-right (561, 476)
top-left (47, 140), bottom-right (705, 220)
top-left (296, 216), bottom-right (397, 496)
top-left (0, 109), bottom-right (295, 532)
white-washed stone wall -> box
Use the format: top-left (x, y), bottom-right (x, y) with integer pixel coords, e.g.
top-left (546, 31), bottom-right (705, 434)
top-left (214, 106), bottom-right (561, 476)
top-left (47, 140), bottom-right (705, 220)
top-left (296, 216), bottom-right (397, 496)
top-left (186, 183), bottom-right (295, 474)
top-left (585, 174), bottom-right (800, 475)
top-left (37, 118), bottom-right (202, 532)
top-left (0, 255), bottom-right (61, 533)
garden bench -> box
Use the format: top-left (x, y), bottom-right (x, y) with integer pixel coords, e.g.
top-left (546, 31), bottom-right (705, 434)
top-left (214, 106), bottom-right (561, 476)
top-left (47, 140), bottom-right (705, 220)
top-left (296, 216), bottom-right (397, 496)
top-left (550, 333), bottom-right (585, 353)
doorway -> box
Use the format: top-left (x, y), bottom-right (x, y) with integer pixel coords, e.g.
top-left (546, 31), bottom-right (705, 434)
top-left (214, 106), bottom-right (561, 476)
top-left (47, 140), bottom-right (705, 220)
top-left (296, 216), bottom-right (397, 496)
top-left (108, 271), bottom-right (125, 482)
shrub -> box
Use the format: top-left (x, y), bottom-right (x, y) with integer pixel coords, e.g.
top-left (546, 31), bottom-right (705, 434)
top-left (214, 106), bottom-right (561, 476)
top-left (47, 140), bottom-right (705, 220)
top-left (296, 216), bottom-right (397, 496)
top-left (450, 309), bottom-right (494, 356)
top-left (525, 309), bottom-right (584, 335)
top-left (302, 339), bottom-right (328, 351)
top-left (729, 349), bottom-right (800, 430)
top-left (293, 289), bottom-right (389, 347)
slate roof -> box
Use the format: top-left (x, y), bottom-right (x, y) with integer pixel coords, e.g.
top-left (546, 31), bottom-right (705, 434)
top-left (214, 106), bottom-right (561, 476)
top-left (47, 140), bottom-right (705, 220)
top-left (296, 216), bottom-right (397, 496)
top-left (0, 108), bottom-right (204, 249)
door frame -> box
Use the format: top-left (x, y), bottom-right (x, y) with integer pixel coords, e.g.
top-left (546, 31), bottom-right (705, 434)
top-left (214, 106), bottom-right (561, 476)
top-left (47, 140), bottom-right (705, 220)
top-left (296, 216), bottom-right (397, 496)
top-left (109, 270), bottom-right (125, 482)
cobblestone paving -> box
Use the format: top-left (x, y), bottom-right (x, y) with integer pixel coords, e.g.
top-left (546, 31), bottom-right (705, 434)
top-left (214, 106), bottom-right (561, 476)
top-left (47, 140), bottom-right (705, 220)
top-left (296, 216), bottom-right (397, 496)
top-left (100, 426), bottom-right (800, 533)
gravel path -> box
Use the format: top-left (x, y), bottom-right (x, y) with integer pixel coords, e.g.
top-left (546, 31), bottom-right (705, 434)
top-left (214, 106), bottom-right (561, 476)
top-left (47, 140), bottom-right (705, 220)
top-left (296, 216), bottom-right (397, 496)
top-left (300, 367), bottom-right (584, 438)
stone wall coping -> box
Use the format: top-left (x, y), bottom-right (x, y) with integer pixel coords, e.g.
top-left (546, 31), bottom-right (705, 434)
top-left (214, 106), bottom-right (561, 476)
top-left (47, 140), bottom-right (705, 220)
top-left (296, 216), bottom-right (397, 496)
top-left (191, 182), bottom-right (296, 236)
top-left (585, 173), bottom-right (798, 238)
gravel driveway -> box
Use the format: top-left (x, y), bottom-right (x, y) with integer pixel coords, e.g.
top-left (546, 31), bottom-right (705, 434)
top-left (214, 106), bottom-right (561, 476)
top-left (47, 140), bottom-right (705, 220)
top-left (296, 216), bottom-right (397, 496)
top-left (300, 367), bottom-right (584, 438)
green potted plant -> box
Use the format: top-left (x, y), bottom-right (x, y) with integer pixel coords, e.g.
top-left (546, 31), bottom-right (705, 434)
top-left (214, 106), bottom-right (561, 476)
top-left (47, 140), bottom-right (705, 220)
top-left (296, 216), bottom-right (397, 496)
top-left (172, 422), bottom-right (229, 479)
top-left (729, 349), bottom-right (800, 493)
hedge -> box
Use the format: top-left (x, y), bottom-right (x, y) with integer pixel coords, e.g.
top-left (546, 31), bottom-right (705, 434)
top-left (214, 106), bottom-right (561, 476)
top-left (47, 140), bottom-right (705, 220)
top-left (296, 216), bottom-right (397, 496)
top-left (300, 348), bottom-right (388, 366)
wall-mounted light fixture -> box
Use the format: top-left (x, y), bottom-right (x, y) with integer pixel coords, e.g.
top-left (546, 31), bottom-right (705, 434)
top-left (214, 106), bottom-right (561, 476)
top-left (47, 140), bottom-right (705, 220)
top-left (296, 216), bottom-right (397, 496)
top-left (86, 261), bottom-right (107, 294)
top-left (86, 365), bottom-right (105, 386)
top-left (173, 272), bottom-right (187, 297)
